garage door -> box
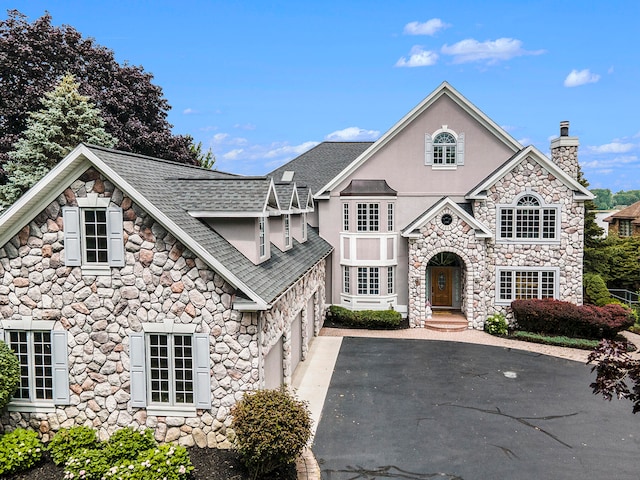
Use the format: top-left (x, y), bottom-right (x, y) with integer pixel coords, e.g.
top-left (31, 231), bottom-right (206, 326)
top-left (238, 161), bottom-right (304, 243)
top-left (291, 313), bottom-right (302, 373)
top-left (264, 336), bottom-right (283, 389)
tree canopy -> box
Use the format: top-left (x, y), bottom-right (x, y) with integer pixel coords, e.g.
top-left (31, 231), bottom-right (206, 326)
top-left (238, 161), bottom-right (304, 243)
top-left (591, 188), bottom-right (640, 210)
top-left (0, 73), bottom-right (116, 209)
top-left (0, 9), bottom-right (197, 183)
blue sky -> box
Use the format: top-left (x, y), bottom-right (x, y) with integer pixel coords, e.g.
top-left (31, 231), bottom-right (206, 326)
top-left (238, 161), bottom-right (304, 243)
top-left (3, 1), bottom-right (640, 191)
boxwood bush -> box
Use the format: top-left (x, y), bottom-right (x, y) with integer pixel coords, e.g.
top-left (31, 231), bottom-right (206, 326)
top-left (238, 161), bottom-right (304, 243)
top-left (231, 388), bottom-right (311, 479)
top-left (512, 299), bottom-right (635, 339)
top-left (48, 425), bottom-right (100, 465)
top-left (0, 428), bottom-right (44, 476)
top-left (0, 339), bottom-right (20, 410)
top-left (326, 305), bottom-right (402, 329)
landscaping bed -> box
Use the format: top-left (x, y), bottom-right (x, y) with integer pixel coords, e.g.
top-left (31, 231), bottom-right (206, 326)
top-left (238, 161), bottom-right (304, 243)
top-left (3, 447), bottom-right (296, 480)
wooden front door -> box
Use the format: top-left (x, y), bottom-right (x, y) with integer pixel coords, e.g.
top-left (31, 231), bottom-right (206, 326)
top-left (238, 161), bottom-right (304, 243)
top-left (431, 267), bottom-right (453, 307)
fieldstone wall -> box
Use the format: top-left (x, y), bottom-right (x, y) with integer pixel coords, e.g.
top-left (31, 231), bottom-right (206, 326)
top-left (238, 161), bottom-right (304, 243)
top-left (473, 156), bottom-right (585, 320)
top-left (259, 260), bottom-right (326, 386)
top-left (0, 168), bottom-right (260, 447)
top-left (408, 206), bottom-right (487, 329)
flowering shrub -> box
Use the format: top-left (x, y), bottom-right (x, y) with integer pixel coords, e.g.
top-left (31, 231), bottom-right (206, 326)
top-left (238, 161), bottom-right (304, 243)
top-left (102, 444), bottom-right (193, 480)
top-left (64, 447), bottom-right (110, 480)
top-left (0, 339), bottom-right (20, 409)
top-left (512, 299), bottom-right (635, 339)
top-left (231, 388), bottom-right (312, 478)
top-left (0, 428), bottom-right (44, 476)
top-left (103, 427), bottom-right (156, 463)
top-left (48, 425), bottom-right (100, 465)
top-left (484, 313), bottom-right (508, 336)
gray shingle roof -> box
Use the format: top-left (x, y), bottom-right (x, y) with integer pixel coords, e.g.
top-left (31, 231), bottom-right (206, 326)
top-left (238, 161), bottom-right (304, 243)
top-left (170, 178), bottom-right (274, 212)
top-left (269, 142), bottom-right (373, 194)
top-left (86, 145), bottom-right (332, 304)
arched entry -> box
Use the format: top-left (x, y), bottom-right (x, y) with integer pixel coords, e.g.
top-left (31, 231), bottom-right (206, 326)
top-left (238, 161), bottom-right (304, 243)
top-left (426, 252), bottom-right (463, 309)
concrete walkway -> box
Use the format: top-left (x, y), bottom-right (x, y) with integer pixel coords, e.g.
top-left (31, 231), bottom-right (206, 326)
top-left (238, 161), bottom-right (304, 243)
top-left (293, 327), bottom-right (640, 480)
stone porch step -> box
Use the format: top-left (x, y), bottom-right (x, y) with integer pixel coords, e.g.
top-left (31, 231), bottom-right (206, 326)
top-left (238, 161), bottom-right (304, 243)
top-left (424, 319), bottom-right (469, 332)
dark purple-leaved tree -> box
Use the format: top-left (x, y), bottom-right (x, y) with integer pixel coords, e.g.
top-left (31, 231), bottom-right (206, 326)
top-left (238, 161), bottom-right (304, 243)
top-left (588, 339), bottom-right (640, 414)
top-left (0, 9), bottom-right (198, 182)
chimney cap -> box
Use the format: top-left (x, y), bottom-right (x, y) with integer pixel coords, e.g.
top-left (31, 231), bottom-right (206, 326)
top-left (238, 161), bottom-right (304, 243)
top-left (560, 121), bottom-right (570, 137)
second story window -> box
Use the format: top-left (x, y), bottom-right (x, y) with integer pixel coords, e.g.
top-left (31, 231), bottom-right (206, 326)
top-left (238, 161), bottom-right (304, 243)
top-left (433, 132), bottom-right (457, 165)
top-left (619, 219), bottom-right (632, 237)
top-left (499, 194), bottom-right (558, 241)
top-left (302, 212), bottom-right (307, 241)
top-left (259, 217), bottom-right (266, 257)
top-left (343, 203), bottom-right (349, 231)
top-left (387, 203), bottom-right (394, 231)
top-left (284, 214), bottom-right (291, 247)
top-left (357, 203), bottom-right (379, 232)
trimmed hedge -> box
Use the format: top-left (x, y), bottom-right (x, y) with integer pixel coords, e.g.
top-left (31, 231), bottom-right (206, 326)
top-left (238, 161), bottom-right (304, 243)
top-left (326, 306), bottom-right (402, 329)
top-left (512, 299), bottom-right (635, 340)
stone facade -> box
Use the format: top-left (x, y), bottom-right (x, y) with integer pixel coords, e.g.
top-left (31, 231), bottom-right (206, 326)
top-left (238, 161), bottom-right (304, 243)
top-left (408, 155), bottom-right (585, 328)
top-left (0, 168), bottom-right (325, 446)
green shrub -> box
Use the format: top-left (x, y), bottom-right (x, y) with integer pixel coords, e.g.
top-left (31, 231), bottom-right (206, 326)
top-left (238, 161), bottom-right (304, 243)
top-left (103, 427), bottom-right (156, 463)
top-left (0, 340), bottom-right (20, 410)
top-left (64, 447), bottom-right (110, 480)
top-left (0, 428), bottom-right (44, 476)
top-left (584, 273), bottom-right (616, 306)
top-left (326, 305), bottom-right (402, 329)
top-left (48, 425), bottom-right (100, 465)
top-left (484, 313), bottom-right (508, 336)
top-left (231, 388), bottom-right (311, 478)
top-left (102, 444), bottom-right (193, 480)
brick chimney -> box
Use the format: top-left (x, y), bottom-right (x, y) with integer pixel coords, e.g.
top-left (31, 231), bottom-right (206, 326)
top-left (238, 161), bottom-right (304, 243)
top-left (550, 120), bottom-right (579, 180)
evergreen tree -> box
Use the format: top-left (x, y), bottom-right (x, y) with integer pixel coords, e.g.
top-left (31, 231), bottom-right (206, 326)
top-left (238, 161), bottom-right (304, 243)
top-left (0, 74), bottom-right (116, 209)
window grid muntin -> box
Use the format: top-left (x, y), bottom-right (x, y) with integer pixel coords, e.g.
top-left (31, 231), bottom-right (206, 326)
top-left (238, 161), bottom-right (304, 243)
top-left (619, 219), bottom-right (632, 237)
top-left (515, 271), bottom-right (538, 299)
top-left (357, 267), bottom-right (379, 295)
top-left (387, 267), bottom-right (394, 294)
top-left (499, 270), bottom-right (556, 302)
top-left (515, 208), bottom-right (540, 238)
top-left (258, 217), bottom-right (266, 257)
top-left (343, 266), bottom-right (350, 294)
top-left (148, 334), bottom-right (194, 406)
top-left (83, 209), bottom-right (108, 264)
top-left (387, 204), bottom-right (394, 231)
top-left (433, 132), bottom-right (456, 165)
top-left (284, 214), bottom-right (291, 247)
top-left (8, 331), bottom-right (53, 401)
top-left (357, 203), bottom-right (379, 232)
top-left (499, 195), bottom-right (558, 241)
top-left (343, 204), bottom-right (349, 231)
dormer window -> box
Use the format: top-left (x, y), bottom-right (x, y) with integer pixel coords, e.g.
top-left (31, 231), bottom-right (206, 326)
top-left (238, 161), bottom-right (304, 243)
top-left (425, 127), bottom-right (464, 168)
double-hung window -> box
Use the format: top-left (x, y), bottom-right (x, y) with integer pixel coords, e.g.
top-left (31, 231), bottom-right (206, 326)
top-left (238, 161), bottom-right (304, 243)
top-left (343, 203), bottom-right (349, 231)
top-left (497, 269), bottom-right (557, 303)
top-left (498, 195), bottom-right (558, 241)
top-left (129, 329), bottom-right (211, 414)
top-left (2, 319), bottom-right (69, 408)
top-left (357, 203), bottom-right (379, 232)
top-left (258, 216), bottom-right (266, 258)
top-left (425, 129), bottom-right (464, 167)
top-left (357, 267), bottom-right (379, 295)
top-left (63, 197), bottom-right (125, 272)
top-left (433, 132), bottom-right (457, 165)
top-left (343, 266), bottom-right (350, 294)
top-left (387, 267), bottom-right (394, 295)
top-left (387, 203), bottom-right (394, 231)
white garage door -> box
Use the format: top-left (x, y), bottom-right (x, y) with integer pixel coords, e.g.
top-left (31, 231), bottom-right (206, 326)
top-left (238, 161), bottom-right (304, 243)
top-left (264, 337), bottom-right (283, 389)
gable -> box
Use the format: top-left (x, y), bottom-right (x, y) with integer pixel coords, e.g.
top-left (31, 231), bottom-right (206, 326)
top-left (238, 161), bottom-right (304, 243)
top-left (402, 197), bottom-right (491, 239)
top-left (318, 82), bottom-right (522, 197)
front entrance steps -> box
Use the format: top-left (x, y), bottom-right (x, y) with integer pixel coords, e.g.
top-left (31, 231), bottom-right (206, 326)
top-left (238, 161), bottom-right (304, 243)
top-left (423, 310), bottom-right (468, 332)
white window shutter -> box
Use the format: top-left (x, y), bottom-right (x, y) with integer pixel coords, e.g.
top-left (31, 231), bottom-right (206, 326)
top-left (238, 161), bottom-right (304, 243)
top-left (51, 330), bottom-right (70, 405)
top-left (62, 207), bottom-right (82, 266)
top-left (424, 133), bottom-right (433, 165)
top-left (457, 132), bottom-right (465, 165)
top-left (194, 333), bottom-right (212, 409)
top-left (129, 333), bottom-right (147, 408)
top-left (107, 206), bottom-right (125, 267)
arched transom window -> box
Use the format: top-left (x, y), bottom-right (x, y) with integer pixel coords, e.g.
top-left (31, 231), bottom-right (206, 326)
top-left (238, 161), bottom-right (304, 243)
top-left (499, 194), bottom-right (558, 241)
top-left (433, 132), bottom-right (457, 165)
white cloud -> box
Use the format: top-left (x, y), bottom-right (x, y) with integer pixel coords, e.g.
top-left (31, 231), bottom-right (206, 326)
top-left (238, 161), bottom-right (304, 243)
top-left (213, 133), bottom-right (229, 142)
top-left (325, 127), bottom-right (380, 141)
top-left (222, 149), bottom-right (244, 160)
top-left (563, 69), bottom-right (600, 87)
top-left (588, 142), bottom-right (635, 154)
top-left (395, 46), bottom-right (438, 68)
top-left (441, 38), bottom-right (544, 64)
top-left (264, 141), bottom-right (319, 159)
top-left (403, 19), bottom-right (450, 36)
top-left (183, 108), bottom-right (197, 115)
top-left (580, 155), bottom-right (638, 169)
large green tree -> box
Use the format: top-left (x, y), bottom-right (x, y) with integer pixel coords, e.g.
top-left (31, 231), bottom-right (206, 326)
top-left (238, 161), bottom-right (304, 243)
top-left (0, 9), bottom-right (197, 183)
top-left (0, 74), bottom-right (116, 209)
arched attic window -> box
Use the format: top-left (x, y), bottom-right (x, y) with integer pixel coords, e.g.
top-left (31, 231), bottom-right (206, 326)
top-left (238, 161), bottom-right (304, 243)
top-left (425, 128), bottom-right (465, 167)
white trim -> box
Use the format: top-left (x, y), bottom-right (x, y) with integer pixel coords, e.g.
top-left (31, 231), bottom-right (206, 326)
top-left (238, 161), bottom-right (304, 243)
top-left (1, 318), bottom-right (55, 330)
top-left (317, 82), bottom-right (522, 196)
top-left (146, 406), bottom-right (198, 417)
top-left (76, 193), bottom-right (110, 208)
top-left (80, 265), bottom-right (112, 276)
top-left (340, 232), bottom-right (397, 266)
top-left (189, 211), bottom-right (267, 218)
top-left (141, 318), bottom-right (197, 334)
top-left (466, 146), bottom-right (593, 200)
top-left (6, 402), bottom-right (56, 413)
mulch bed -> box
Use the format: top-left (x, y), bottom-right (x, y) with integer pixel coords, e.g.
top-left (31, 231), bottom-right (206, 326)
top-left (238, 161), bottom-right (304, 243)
top-left (4, 447), bottom-right (296, 480)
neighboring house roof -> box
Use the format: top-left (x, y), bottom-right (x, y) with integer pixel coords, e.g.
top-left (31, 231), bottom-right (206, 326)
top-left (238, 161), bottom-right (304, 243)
top-left (401, 197), bottom-right (492, 239)
top-left (465, 145), bottom-right (594, 201)
top-left (316, 81), bottom-right (524, 197)
top-left (268, 142), bottom-right (373, 194)
top-left (0, 144), bottom-right (332, 309)
top-left (603, 200), bottom-right (640, 224)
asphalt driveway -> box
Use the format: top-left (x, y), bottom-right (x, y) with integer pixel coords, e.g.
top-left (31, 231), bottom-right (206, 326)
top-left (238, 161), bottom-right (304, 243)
top-left (312, 337), bottom-right (639, 480)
